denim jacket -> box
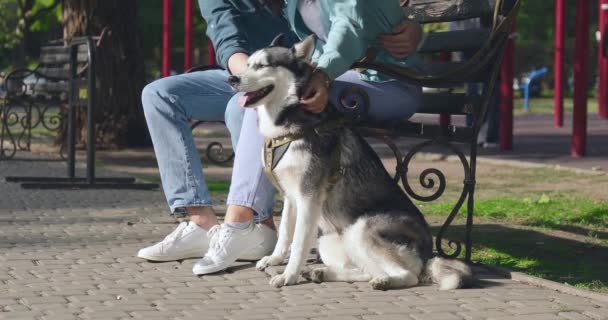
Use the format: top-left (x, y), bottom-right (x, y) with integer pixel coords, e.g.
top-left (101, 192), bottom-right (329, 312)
top-left (199, 0), bottom-right (298, 71)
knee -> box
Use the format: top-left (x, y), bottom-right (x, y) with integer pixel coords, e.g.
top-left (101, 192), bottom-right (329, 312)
top-left (141, 79), bottom-right (179, 118)
top-left (224, 93), bottom-right (245, 134)
top-left (141, 81), bottom-right (159, 114)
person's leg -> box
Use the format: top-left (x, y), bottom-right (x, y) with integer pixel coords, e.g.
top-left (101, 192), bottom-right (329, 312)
top-left (329, 71), bottom-right (422, 122)
top-left (224, 92), bottom-right (246, 149)
top-left (224, 93), bottom-right (276, 230)
top-left (226, 101), bottom-right (277, 224)
top-left (484, 78), bottom-right (501, 145)
top-left (138, 70), bottom-right (235, 262)
top-left (192, 96), bottom-right (278, 275)
top-left (142, 69), bottom-right (235, 228)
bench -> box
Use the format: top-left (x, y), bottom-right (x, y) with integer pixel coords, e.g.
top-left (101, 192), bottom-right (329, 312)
top-left (0, 42), bottom-right (90, 160)
top-left (346, 0), bottom-right (520, 262)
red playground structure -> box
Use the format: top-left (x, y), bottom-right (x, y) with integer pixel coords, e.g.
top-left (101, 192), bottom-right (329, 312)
top-left (162, 0), bottom-right (608, 158)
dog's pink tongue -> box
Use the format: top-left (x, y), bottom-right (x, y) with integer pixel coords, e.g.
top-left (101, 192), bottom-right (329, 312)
top-left (238, 94), bottom-right (249, 107)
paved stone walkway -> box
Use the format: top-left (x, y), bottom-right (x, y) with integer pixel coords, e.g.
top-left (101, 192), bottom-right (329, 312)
top-left (408, 113), bottom-right (608, 171)
top-left (2, 153), bottom-right (608, 320)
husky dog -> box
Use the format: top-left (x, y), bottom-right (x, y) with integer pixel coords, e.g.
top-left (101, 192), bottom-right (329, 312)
top-left (230, 35), bottom-right (472, 290)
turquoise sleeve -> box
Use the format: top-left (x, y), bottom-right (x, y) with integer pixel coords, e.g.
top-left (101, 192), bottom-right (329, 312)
top-left (314, 0), bottom-right (369, 80)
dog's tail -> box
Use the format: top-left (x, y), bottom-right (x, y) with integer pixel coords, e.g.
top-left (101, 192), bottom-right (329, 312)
top-left (423, 257), bottom-right (473, 290)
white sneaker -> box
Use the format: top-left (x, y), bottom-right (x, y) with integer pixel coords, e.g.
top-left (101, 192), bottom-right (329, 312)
top-left (137, 221), bottom-right (209, 262)
top-left (239, 224), bottom-right (278, 261)
top-left (192, 223), bottom-right (272, 275)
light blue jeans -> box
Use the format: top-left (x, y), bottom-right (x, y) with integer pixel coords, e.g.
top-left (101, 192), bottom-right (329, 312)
top-left (142, 70), bottom-right (421, 222)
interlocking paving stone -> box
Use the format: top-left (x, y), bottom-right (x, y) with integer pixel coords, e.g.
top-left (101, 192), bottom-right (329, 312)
top-left (582, 309), bottom-right (608, 320)
top-left (1, 156), bottom-right (607, 320)
top-left (558, 311), bottom-right (594, 320)
top-left (457, 310), bottom-right (515, 320)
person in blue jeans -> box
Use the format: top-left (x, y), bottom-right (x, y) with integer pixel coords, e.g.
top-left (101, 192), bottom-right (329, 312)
top-left (138, 0), bottom-right (426, 275)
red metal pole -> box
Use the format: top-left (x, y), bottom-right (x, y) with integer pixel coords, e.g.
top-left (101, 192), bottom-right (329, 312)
top-left (207, 38), bottom-right (216, 65)
top-left (184, 0), bottom-right (193, 71)
top-left (162, 0), bottom-right (172, 77)
top-left (572, 0), bottom-right (590, 157)
top-left (499, 25), bottom-right (515, 151)
top-left (599, 0), bottom-right (608, 119)
top-left (554, 0), bottom-right (565, 127)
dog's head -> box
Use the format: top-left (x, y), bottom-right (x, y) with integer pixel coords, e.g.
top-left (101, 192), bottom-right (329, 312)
top-left (229, 34), bottom-right (316, 112)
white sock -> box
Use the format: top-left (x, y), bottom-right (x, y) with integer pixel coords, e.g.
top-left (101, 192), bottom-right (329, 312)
top-left (225, 220), bottom-right (252, 230)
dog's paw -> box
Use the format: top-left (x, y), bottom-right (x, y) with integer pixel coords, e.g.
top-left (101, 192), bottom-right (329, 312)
top-left (370, 276), bottom-right (391, 291)
top-left (256, 255), bottom-right (283, 271)
top-left (269, 272), bottom-right (299, 288)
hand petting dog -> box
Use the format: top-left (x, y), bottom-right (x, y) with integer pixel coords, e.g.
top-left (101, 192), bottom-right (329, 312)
top-left (300, 69), bottom-right (330, 113)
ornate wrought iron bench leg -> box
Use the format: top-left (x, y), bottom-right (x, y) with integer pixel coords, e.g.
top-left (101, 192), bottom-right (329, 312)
top-left (24, 102), bottom-right (33, 151)
top-left (464, 141), bottom-right (479, 263)
top-left (190, 120), bottom-right (234, 166)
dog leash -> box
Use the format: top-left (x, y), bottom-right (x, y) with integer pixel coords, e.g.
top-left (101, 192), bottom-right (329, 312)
top-left (264, 118), bottom-right (347, 194)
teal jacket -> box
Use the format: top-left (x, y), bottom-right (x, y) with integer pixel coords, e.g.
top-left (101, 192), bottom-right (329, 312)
top-left (285, 0), bottom-right (421, 81)
top-left (201, 0), bottom-right (421, 81)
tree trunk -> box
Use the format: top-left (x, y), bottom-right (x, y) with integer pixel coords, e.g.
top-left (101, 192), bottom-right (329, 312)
top-left (11, 0), bottom-right (35, 68)
top-left (63, 0), bottom-right (150, 148)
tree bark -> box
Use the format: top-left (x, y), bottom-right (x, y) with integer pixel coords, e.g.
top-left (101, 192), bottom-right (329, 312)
top-left (63, 0), bottom-right (150, 148)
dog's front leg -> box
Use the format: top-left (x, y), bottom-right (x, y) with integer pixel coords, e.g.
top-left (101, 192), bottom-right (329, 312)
top-left (256, 196), bottom-right (296, 270)
top-left (269, 196), bottom-right (321, 288)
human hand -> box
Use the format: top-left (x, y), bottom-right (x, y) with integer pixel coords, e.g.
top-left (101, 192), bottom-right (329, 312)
top-left (227, 52), bottom-right (250, 75)
top-left (377, 21), bottom-right (423, 59)
top-left (300, 70), bottom-right (330, 113)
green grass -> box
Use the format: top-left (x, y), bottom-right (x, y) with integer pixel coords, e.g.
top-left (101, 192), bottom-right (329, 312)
top-left (134, 175), bottom-right (231, 196)
top-left (424, 193), bottom-right (608, 230)
top-left (574, 280), bottom-right (608, 293)
top-left (207, 180), bottom-right (230, 194)
top-left (462, 226), bottom-right (608, 294)
top-left (425, 193), bottom-right (608, 293)
top-left (514, 97), bottom-right (599, 115)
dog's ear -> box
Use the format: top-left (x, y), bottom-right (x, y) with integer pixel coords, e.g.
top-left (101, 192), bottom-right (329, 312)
top-left (270, 33), bottom-right (285, 47)
top-left (292, 35), bottom-right (316, 62)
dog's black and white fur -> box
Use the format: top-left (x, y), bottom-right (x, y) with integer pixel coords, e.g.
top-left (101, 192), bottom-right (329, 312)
top-left (231, 35), bottom-right (472, 290)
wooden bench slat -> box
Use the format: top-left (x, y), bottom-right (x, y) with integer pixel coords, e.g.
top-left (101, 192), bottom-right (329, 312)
top-left (40, 45), bottom-right (88, 55)
top-left (418, 28), bottom-right (491, 54)
top-left (37, 66), bottom-right (71, 80)
top-left (31, 82), bottom-right (69, 94)
top-left (40, 45), bottom-right (89, 64)
top-left (40, 53), bottom-right (89, 65)
top-left (404, 0), bottom-right (494, 23)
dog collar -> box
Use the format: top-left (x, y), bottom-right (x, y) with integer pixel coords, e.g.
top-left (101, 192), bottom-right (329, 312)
top-left (263, 119), bottom-right (347, 194)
